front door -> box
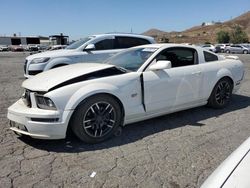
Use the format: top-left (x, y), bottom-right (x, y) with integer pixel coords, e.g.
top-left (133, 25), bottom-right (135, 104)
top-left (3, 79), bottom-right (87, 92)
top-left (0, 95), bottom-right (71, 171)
top-left (143, 47), bottom-right (203, 113)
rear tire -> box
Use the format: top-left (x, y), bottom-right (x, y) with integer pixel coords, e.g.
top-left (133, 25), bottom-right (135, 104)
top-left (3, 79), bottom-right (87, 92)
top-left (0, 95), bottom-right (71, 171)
top-left (207, 77), bottom-right (233, 109)
top-left (71, 94), bottom-right (122, 143)
top-left (225, 50), bottom-right (230, 54)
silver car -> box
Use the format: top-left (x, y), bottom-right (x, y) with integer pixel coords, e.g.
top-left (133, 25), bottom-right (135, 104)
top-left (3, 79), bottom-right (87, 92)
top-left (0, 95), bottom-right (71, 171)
top-left (242, 44), bottom-right (250, 50)
top-left (225, 44), bottom-right (249, 54)
top-left (0, 45), bottom-right (9, 51)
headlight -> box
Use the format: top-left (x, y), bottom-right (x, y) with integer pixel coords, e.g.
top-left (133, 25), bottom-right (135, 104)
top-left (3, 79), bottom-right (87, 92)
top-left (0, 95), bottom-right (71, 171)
top-left (30, 57), bottom-right (50, 64)
top-left (35, 95), bottom-right (56, 110)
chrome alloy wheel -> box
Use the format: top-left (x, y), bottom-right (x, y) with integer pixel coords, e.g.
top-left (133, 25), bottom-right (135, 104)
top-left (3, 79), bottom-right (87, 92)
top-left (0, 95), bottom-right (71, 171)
top-left (83, 102), bottom-right (116, 138)
top-left (215, 81), bottom-right (231, 105)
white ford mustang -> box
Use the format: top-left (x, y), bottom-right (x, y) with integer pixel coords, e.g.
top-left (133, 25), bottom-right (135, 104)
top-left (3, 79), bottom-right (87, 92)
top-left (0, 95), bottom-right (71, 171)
top-left (7, 44), bottom-right (244, 143)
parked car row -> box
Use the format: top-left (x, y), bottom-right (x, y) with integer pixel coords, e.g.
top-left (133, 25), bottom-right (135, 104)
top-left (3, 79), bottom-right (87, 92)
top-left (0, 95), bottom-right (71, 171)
top-left (2, 42), bottom-right (250, 55)
top-left (201, 43), bottom-right (250, 54)
top-left (0, 44), bottom-right (68, 52)
top-left (0, 44), bottom-right (37, 52)
top-left (224, 44), bottom-right (250, 54)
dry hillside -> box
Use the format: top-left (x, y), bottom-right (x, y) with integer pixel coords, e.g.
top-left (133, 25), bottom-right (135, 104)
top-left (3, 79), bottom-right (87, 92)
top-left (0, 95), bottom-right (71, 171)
top-left (143, 11), bottom-right (250, 44)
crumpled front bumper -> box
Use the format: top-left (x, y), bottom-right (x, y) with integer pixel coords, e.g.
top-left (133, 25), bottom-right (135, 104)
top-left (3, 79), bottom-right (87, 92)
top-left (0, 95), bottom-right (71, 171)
top-left (7, 99), bottom-right (73, 139)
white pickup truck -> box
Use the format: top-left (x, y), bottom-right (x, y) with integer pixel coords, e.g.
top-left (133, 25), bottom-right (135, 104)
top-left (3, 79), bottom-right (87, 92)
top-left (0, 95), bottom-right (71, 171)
top-left (24, 33), bottom-right (155, 77)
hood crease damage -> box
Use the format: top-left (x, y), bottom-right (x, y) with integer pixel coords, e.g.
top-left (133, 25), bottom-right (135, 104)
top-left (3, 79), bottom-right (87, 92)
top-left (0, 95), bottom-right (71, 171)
top-left (48, 67), bottom-right (126, 92)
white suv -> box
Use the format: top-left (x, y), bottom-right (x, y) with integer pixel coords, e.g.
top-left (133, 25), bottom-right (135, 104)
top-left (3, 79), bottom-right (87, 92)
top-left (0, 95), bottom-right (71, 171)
top-left (201, 44), bottom-right (217, 52)
top-left (24, 33), bottom-right (155, 77)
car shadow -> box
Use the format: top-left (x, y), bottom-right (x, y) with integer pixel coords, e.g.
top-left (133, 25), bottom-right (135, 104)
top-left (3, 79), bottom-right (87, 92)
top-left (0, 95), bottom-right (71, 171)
top-left (19, 94), bottom-right (250, 153)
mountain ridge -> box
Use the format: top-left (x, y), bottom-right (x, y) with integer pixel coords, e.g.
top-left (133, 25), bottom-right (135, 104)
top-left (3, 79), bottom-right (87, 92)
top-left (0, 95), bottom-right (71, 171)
top-left (142, 11), bottom-right (250, 43)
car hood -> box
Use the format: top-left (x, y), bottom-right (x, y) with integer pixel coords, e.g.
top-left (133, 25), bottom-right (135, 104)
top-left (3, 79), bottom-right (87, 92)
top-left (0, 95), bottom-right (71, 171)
top-left (22, 63), bottom-right (116, 92)
top-left (26, 49), bottom-right (79, 60)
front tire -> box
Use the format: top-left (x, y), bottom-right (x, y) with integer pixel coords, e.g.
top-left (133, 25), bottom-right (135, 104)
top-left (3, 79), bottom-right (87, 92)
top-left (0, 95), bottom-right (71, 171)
top-left (208, 78), bottom-right (233, 109)
top-left (71, 94), bottom-right (122, 143)
top-left (225, 50), bottom-right (230, 54)
top-left (243, 50), bottom-right (248, 54)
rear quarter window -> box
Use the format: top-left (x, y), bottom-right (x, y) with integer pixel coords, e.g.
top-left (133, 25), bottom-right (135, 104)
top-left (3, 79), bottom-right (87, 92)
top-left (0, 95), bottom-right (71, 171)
top-left (204, 51), bottom-right (218, 62)
top-left (115, 37), bottom-right (150, 49)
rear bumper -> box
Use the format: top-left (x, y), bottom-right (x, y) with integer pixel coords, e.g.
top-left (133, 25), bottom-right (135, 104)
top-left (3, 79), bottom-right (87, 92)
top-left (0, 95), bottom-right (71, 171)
top-left (7, 99), bottom-right (73, 139)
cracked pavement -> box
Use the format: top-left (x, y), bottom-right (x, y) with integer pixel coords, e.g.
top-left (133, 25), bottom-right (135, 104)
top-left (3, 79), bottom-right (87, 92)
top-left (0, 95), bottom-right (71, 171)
top-left (0, 52), bottom-right (249, 188)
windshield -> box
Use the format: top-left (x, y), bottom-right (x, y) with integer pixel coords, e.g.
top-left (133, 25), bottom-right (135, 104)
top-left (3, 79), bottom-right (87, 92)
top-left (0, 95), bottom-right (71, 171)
top-left (105, 47), bottom-right (157, 71)
top-left (66, 37), bottom-right (94, 49)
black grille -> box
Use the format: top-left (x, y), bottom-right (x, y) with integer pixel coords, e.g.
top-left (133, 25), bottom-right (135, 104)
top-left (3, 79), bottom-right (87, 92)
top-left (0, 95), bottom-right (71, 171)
top-left (22, 89), bottom-right (31, 107)
top-left (24, 60), bottom-right (27, 74)
top-left (28, 70), bottom-right (42, 75)
top-left (30, 118), bottom-right (59, 122)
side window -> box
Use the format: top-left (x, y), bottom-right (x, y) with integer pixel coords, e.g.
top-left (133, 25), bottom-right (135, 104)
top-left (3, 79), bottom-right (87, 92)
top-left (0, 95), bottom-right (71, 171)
top-left (155, 47), bottom-right (197, 68)
top-left (95, 39), bottom-right (114, 50)
top-left (115, 37), bottom-right (150, 49)
top-left (204, 51), bottom-right (218, 62)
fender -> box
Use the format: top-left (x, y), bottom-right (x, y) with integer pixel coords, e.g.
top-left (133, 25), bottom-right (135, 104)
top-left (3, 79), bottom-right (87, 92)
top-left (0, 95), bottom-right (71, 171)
top-left (216, 68), bottom-right (234, 84)
top-left (43, 57), bottom-right (73, 70)
top-left (64, 83), bottom-right (124, 111)
top-left (206, 68), bottom-right (234, 98)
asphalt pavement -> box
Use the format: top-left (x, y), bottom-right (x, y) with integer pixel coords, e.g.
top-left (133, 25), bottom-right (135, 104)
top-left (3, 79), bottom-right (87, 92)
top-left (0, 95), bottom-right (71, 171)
top-left (0, 52), bottom-right (249, 188)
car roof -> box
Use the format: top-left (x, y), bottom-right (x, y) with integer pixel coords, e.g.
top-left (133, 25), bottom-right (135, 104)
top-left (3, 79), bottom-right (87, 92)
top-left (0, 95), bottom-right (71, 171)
top-left (91, 33), bottom-right (154, 41)
top-left (131, 43), bottom-right (197, 49)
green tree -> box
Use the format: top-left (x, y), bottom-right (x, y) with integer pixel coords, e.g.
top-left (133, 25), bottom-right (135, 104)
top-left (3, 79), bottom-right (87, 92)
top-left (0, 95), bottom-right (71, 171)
top-left (230, 25), bottom-right (249, 43)
top-left (216, 30), bottom-right (230, 43)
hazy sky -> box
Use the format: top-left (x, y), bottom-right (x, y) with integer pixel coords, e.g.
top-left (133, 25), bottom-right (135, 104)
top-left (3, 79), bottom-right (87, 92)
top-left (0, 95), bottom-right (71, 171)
top-left (1, 0), bottom-right (249, 40)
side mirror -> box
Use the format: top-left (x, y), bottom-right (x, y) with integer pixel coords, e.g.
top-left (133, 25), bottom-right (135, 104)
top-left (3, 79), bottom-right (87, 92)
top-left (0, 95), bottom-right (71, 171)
top-left (149, 60), bottom-right (171, 71)
top-left (84, 44), bottom-right (95, 51)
